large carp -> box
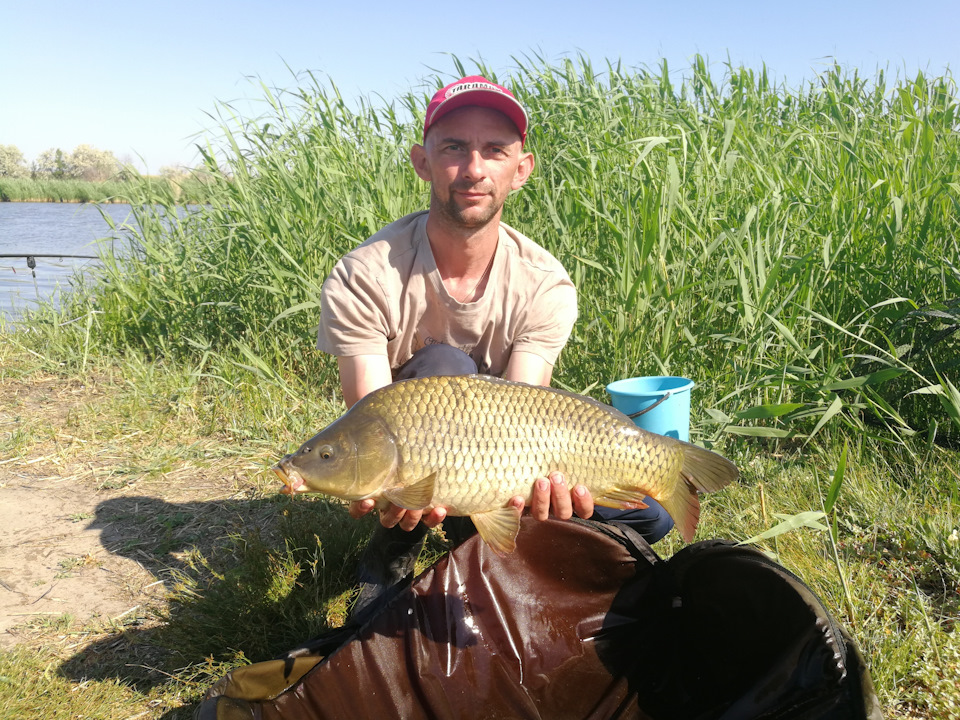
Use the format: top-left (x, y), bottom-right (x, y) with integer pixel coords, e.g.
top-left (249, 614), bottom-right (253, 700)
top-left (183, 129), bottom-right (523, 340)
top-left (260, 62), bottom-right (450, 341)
top-left (274, 375), bottom-right (738, 554)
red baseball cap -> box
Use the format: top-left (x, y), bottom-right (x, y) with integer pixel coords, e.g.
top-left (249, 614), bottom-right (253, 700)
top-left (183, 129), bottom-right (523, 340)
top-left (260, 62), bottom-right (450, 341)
top-left (423, 75), bottom-right (528, 145)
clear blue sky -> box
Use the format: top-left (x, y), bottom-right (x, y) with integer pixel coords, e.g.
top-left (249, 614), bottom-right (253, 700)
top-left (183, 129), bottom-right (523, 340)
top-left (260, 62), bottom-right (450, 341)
top-left (2, 0), bottom-right (956, 173)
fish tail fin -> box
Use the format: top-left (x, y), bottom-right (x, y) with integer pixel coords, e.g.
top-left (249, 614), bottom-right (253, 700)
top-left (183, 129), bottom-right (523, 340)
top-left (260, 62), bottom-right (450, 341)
top-left (658, 479), bottom-right (701, 542)
top-left (679, 442), bottom-right (739, 493)
top-left (659, 443), bottom-right (739, 543)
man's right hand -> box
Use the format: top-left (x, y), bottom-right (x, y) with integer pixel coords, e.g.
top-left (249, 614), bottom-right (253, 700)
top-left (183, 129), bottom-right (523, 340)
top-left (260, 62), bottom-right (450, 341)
top-left (522, 471), bottom-right (594, 521)
top-left (349, 499), bottom-right (448, 531)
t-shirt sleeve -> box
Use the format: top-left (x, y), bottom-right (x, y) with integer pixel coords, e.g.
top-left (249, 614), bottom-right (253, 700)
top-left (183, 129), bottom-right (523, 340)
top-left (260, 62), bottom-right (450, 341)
top-left (511, 277), bottom-right (578, 365)
top-left (316, 256), bottom-right (391, 357)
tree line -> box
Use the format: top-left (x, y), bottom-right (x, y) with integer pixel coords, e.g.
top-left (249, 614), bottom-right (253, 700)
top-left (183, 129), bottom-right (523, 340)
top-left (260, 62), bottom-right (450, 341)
top-left (0, 143), bottom-right (194, 182)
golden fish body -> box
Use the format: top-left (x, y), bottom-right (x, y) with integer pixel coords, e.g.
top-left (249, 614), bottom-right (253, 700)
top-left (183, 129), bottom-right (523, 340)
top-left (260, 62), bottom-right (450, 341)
top-left (274, 375), bottom-right (737, 553)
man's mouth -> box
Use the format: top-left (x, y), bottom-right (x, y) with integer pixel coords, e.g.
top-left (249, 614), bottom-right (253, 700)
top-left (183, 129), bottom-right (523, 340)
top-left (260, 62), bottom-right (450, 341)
top-left (452, 182), bottom-right (492, 198)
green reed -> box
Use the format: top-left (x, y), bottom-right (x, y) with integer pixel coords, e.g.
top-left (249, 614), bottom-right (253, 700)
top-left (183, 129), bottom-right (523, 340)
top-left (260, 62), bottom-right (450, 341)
top-left (40, 56), bottom-right (960, 437)
top-left (0, 177), bottom-right (125, 202)
top-left (6, 55), bottom-right (960, 717)
top-left (0, 176), bottom-right (212, 204)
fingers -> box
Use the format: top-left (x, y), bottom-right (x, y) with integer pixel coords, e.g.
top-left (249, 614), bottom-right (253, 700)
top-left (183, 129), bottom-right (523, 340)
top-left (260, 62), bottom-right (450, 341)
top-left (572, 484), bottom-right (595, 519)
top-left (422, 506), bottom-right (447, 529)
top-left (398, 509), bottom-right (425, 531)
top-left (351, 474), bottom-right (593, 531)
top-left (348, 498), bottom-right (376, 519)
top-left (528, 472), bottom-right (573, 521)
top-left (527, 472), bottom-right (594, 521)
top-left (549, 472), bottom-right (573, 520)
top-left (375, 504), bottom-right (447, 531)
top-left (378, 504), bottom-right (424, 531)
top-left (529, 477), bottom-right (551, 521)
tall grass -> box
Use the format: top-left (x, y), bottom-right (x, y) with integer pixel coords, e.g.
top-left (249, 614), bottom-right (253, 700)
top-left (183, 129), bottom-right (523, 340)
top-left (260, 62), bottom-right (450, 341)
top-left (47, 56), bottom-right (959, 442)
top-left (5, 55), bottom-right (960, 717)
top-left (0, 177), bottom-right (129, 202)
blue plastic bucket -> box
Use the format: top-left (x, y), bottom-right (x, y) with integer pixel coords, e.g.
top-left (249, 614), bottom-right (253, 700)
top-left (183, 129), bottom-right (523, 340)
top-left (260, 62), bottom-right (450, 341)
top-left (606, 376), bottom-right (695, 441)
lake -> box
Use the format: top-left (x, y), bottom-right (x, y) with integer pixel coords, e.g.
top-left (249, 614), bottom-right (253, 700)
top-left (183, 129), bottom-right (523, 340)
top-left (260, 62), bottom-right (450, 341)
top-left (0, 203), bottom-right (136, 323)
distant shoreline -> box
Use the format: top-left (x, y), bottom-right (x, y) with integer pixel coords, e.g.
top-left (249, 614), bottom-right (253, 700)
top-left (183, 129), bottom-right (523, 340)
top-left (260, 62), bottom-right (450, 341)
top-left (0, 198), bottom-right (131, 204)
top-left (0, 176), bottom-right (212, 204)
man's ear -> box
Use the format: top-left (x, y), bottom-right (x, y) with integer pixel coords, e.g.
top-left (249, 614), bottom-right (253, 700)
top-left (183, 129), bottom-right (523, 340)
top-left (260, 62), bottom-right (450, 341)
top-left (410, 144), bottom-right (431, 182)
top-left (511, 151), bottom-right (535, 191)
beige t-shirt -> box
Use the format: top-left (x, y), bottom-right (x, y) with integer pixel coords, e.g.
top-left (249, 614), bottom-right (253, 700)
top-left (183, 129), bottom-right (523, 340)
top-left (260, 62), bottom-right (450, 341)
top-left (317, 211), bottom-right (577, 376)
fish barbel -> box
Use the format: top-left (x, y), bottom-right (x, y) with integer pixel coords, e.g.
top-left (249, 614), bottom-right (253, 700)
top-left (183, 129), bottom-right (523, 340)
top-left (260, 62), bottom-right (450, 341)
top-left (273, 375), bottom-right (738, 554)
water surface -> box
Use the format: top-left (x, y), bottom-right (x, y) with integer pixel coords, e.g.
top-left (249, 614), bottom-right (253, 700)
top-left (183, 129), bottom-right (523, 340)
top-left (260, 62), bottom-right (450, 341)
top-left (0, 203), bottom-right (136, 322)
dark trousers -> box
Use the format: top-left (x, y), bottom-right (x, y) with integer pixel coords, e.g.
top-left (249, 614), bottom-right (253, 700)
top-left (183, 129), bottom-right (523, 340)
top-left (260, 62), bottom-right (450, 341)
top-left (356, 344), bottom-right (674, 608)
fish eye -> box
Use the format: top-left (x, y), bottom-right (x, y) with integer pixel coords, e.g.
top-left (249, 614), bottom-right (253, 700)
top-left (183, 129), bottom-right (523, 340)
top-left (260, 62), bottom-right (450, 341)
top-left (319, 445), bottom-right (334, 460)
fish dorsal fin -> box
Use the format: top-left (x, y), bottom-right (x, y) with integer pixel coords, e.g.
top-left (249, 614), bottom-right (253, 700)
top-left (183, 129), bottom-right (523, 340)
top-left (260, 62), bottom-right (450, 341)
top-left (470, 506), bottom-right (522, 556)
top-left (382, 472), bottom-right (437, 510)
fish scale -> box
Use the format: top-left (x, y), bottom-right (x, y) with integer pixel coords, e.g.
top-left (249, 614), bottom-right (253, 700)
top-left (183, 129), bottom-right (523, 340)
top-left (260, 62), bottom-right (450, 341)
top-left (274, 374), bottom-right (738, 554)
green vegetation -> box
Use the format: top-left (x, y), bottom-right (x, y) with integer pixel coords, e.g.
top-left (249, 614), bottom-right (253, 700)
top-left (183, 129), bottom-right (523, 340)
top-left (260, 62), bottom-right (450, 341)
top-left (0, 174), bottom-right (213, 203)
top-left (0, 176), bottom-right (131, 202)
top-left (1, 142), bottom-right (214, 203)
top-left (2, 55), bottom-right (959, 717)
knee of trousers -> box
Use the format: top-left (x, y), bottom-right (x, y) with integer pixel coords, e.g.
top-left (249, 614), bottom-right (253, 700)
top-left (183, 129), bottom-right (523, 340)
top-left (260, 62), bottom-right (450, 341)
top-left (591, 498), bottom-right (675, 544)
top-left (395, 344), bottom-right (479, 380)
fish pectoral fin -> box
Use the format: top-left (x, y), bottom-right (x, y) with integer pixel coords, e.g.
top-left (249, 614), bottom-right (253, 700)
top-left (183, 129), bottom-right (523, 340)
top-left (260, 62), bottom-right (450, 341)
top-left (594, 488), bottom-right (650, 510)
top-left (470, 506), bottom-right (522, 556)
top-left (382, 472), bottom-right (437, 510)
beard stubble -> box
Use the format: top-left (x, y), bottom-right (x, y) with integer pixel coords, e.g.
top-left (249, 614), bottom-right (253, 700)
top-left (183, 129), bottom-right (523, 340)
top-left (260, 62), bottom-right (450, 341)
top-left (432, 182), bottom-right (506, 230)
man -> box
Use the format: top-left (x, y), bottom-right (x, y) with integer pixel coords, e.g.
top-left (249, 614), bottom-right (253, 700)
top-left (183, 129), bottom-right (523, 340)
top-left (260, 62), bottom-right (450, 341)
top-left (317, 76), bottom-right (672, 614)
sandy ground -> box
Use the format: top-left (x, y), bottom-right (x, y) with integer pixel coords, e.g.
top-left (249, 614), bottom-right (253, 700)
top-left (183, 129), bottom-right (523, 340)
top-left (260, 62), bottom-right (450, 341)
top-left (0, 478), bottom-right (163, 645)
top-left (0, 369), bottom-right (258, 649)
top-left (0, 467), bottom-right (253, 649)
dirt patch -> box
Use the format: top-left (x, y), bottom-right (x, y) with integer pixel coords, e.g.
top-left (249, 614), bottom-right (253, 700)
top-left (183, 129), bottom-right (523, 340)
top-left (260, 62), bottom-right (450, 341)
top-left (0, 474), bottom-right (255, 648)
top-left (0, 479), bottom-right (162, 644)
top-left (0, 368), bottom-right (267, 649)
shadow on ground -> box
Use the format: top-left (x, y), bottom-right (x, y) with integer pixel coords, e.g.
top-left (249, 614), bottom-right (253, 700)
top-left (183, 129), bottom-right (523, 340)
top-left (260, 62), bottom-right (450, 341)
top-left (58, 493), bottom-right (381, 718)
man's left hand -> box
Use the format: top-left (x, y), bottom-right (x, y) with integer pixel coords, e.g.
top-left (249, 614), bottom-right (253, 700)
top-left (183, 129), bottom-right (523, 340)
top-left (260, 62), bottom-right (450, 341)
top-left (512, 471), bottom-right (594, 521)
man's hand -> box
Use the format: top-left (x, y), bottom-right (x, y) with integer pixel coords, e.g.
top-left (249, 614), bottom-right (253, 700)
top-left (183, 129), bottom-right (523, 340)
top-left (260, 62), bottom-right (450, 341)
top-left (513, 471), bottom-right (594, 521)
top-left (349, 499), bottom-right (447, 531)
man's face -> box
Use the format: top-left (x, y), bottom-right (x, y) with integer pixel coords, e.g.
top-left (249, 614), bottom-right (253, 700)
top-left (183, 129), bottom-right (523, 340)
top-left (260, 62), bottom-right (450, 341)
top-left (411, 106), bottom-right (534, 230)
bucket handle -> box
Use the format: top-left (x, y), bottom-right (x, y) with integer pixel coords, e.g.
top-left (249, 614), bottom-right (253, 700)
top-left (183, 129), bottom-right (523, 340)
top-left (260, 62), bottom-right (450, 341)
top-left (626, 390), bottom-right (673, 419)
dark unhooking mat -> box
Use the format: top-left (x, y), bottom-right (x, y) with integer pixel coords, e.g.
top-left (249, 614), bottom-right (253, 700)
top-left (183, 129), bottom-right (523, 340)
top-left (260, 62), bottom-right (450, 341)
top-left (196, 518), bottom-right (882, 720)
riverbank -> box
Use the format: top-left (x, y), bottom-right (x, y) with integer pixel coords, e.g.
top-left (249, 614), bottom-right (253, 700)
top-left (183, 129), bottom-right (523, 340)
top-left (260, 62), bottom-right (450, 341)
top-left (1, 197), bottom-right (131, 204)
top-left (0, 177), bottom-right (211, 204)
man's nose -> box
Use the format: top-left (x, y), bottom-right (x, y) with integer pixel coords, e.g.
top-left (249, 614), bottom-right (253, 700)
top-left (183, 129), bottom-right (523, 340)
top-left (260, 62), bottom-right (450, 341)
top-left (462, 150), bottom-right (486, 180)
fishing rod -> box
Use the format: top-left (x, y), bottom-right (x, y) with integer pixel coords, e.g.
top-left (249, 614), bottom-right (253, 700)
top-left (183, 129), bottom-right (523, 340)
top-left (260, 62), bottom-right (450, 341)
top-left (0, 254), bottom-right (101, 300)
top-left (0, 254), bottom-right (99, 260)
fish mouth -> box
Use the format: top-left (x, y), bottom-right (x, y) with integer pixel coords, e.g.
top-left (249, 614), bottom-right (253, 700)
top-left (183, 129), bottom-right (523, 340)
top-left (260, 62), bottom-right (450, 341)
top-left (273, 459), bottom-right (308, 495)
